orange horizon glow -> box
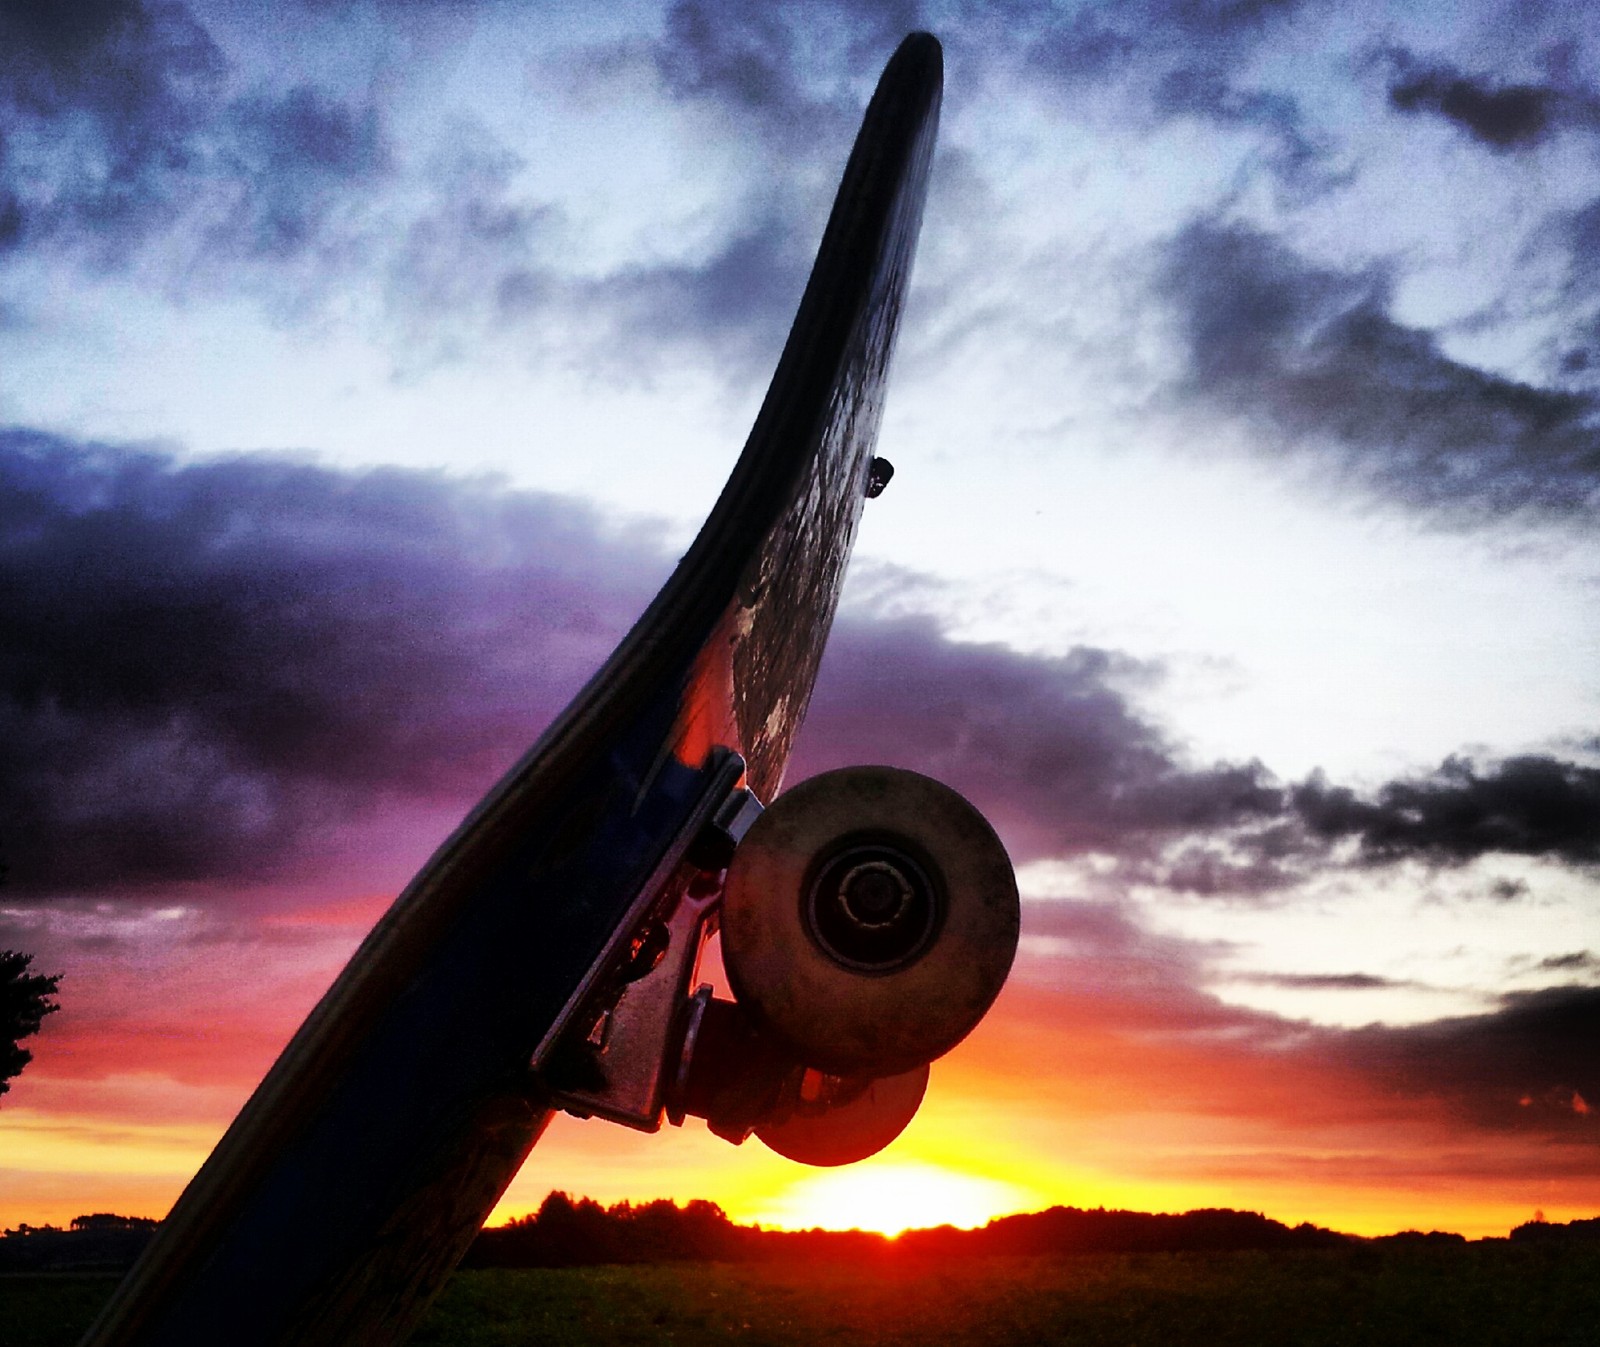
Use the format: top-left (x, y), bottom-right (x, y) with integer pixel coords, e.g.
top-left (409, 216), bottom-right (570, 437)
top-left (5, 931), bottom-right (1595, 1245)
top-left (5, 1096), bottom-right (1593, 1243)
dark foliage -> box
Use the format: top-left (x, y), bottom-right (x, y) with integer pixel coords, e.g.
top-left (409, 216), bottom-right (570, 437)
top-left (463, 1192), bottom-right (1350, 1268)
top-left (1371, 1229), bottom-right (1468, 1245)
top-left (0, 1215), bottom-right (155, 1272)
top-left (68, 1214), bottom-right (158, 1233)
top-left (463, 1192), bottom-right (748, 1268)
top-left (1510, 1215), bottom-right (1600, 1244)
top-left (1, 948), bottom-right (60, 1098)
top-left (898, 1205), bottom-right (1348, 1258)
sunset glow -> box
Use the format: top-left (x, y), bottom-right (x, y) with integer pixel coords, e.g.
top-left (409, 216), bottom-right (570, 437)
top-left (746, 1162), bottom-right (1037, 1237)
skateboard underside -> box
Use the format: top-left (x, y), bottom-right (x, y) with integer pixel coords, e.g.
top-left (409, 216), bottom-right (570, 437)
top-left (83, 33), bottom-right (944, 1347)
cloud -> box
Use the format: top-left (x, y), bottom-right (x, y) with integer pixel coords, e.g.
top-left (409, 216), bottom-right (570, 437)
top-left (9, 427), bottom-right (1261, 900)
top-left (987, 940), bottom-right (1599, 1148)
top-left (0, 428), bottom-right (1279, 897)
top-left (0, 0), bottom-right (389, 270)
top-left (582, 217), bottom-right (811, 379)
top-left (1149, 66), bottom-right (1327, 181)
top-left (791, 614), bottom-right (1283, 863)
top-left (641, 0), bottom-right (922, 143)
top-left (1158, 220), bottom-right (1600, 521)
top-left (1291, 755), bottom-right (1600, 868)
top-left (797, 610), bottom-right (1600, 889)
top-left (1336, 985), bottom-right (1600, 1135)
top-left (1024, 0), bottom-right (1304, 82)
top-left (1015, 0), bottom-right (1331, 187)
top-left (1548, 196), bottom-right (1600, 382)
top-left (1231, 971), bottom-right (1413, 990)
top-left (537, 1), bottom-right (938, 376)
top-left (4, 428), bottom-right (1595, 908)
top-left (1382, 50), bottom-right (1600, 151)
top-left (0, 429), bottom-right (1293, 904)
top-left (0, 427), bottom-right (664, 897)
top-left (1, 1), bottom-right (814, 368)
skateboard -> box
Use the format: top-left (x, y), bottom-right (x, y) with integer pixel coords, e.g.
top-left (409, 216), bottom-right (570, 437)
top-left (82, 32), bottom-right (1017, 1346)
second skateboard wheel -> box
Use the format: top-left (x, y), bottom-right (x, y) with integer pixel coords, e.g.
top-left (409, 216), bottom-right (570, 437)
top-left (722, 765), bottom-right (1018, 1077)
top-left (756, 1064), bottom-right (929, 1167)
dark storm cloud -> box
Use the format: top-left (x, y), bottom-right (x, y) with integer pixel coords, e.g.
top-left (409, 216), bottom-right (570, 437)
top-left (1159, 220), bottom-right (1600, 520)
top-left (0, 0), bottom-right (388, 267)
top-left (790, 610), bottom-right (1600, 889)
top-left (0, 428), bottom-right (664, 897)
top-left (791, 615), bottom-right (1284, 863)
top-left (5, 427), bottom-right (1265, 898)
top-left (1335, 985), bottom-right (1600, 1134)
top-left (1381, 50), bottom-right (1600, 151)
top-left (1291, 755), bottom-right (1600, 868)
top-left (5, 428), bottom-right (1595, 903)
top-left (0, 429), bottom-right (1291, 902)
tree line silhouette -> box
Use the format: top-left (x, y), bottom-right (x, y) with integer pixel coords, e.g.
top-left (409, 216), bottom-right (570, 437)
top-left (460, 1193), bottom-right (1599, 1269)
top-left (462, 1193), bottom-right (1353, 1268)
top-left (4, 1199), bottom-right (1595, 1273)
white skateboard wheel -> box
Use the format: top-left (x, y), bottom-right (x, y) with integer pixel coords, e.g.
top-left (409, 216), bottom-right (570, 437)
top-left (756, 1064), bottom-right (929, 1167)
top-left (722, 766), bottom-right (1018, 1077)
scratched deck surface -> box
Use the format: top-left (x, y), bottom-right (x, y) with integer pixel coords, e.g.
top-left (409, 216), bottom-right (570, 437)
top-left (81, 33), bottom-right (942, 1347)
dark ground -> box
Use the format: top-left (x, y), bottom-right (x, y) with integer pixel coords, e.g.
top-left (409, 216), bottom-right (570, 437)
top-left (5, 1243), bottom-right (1598, 1347)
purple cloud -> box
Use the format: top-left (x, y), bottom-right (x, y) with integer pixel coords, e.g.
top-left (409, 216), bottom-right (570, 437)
top-left (4, 429), bottom-right (1594, 905)
top-left (0, 427), bottom-right (662, 896)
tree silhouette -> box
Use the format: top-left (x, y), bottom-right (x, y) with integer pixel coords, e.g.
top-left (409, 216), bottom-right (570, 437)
top-left (2, 949), bottom-right (61, 1100)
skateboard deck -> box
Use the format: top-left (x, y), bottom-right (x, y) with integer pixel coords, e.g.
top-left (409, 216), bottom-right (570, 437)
top-left (82, 32), bottom-right (943, 1347)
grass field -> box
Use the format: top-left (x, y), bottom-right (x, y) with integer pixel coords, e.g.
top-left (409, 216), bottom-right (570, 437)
top-left (5, 1244), bottom-right (1597, 1346)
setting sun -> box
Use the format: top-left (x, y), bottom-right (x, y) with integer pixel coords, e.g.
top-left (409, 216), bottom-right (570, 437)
top-left (747, 1161), bottom-right (1037, 1237)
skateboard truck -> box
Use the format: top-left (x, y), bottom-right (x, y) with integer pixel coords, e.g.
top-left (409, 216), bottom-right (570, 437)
top-left (531, 749), bottom-right (761, 1131)
top-left (533, 754), bottom-right (1020, 1167)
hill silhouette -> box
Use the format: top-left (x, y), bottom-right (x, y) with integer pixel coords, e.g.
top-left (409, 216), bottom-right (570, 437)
top-left (0, 1214), bottom-right (157, 1272)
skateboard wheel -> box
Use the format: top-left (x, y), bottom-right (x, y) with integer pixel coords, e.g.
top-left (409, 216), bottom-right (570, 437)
top-left (755, 1064), bottom-right (929, 1167)
top-left (722, 766), bottom-right (1018, 1077)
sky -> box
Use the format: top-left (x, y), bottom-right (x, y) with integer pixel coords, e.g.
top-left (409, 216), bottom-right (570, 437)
top-left (1, 0), bottom-right (1596, 1241)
